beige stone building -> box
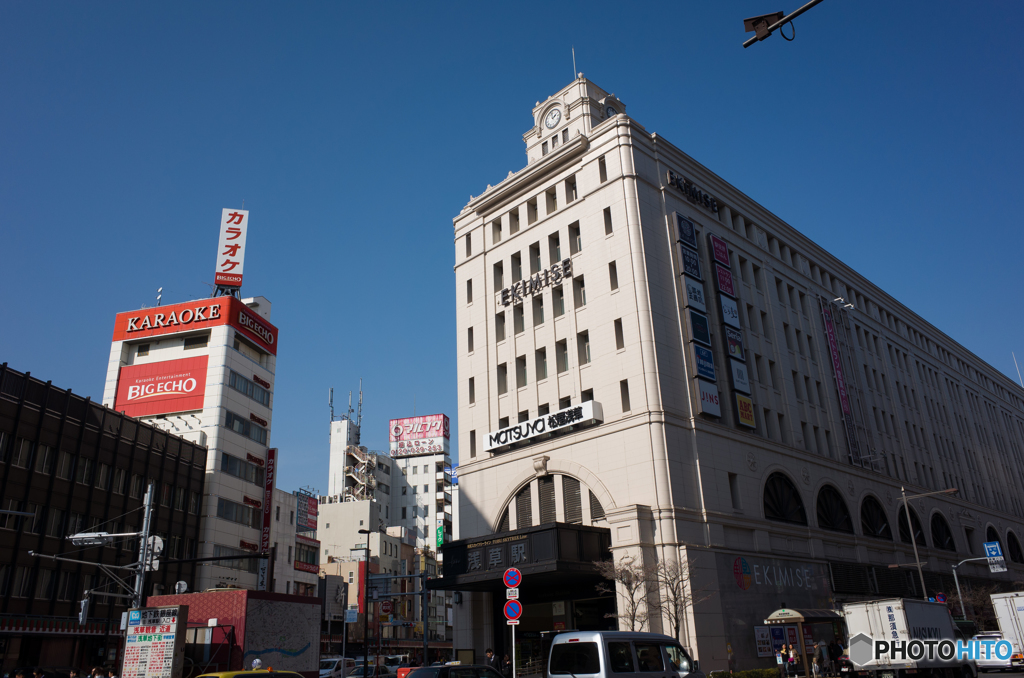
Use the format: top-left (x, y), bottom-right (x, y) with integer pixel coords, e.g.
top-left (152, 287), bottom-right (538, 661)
top-left (438, 76), bottom-right (1024, 670)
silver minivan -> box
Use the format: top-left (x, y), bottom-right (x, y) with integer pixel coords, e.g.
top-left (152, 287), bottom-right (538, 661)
top-left (548, 631), bottom-right (703, 678)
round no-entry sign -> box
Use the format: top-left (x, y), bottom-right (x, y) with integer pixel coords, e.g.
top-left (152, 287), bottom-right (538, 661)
top-left (380, 601), bottom-right (393, 614)
top-left (503, 567), bottom-right (522, 588)
top-left (503, 600), bottom-right (523, 621)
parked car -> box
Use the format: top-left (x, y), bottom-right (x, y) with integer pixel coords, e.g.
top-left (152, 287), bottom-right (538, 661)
top-left (196, 671), bottom-right (306, 678)
top-left (972, 634), bottom-right (1014, 672)
top-left (321, 658), bottom-right (356, 678)
top-left (547, 631), bottom-right (703, 678)
top-left (406, 665), bottom-right (503, 678)
top-left (348, 666), bottom-right (391, 678)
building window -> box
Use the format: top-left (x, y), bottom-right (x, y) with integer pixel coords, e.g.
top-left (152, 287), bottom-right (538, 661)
top-left (509, 208), bottom-right (520, 234)
top-left (577, 331), bottom-right (591, 365)
top-left (216, 498), bottom-right (260, 529)
top-left (96, 463), bottom-right (111, 490)
top-left (467, 327), bottom-right (474, 353)
top-left (130, 474), bottom-right (144, 499)
top-left (161, 483), bottom-right (173, 507)
top-left (225, 410), bottom-right (268, 445)
top-left (75, 458), bottom-right (94, 485)
top-left (518, 410), bottom-right (530, 423)
top-left (492, 219), bottom-right (502, 245)
top-left (728, 473), bottom-right (741, 509)
top-left (542, 141), bottom-right (548, 155)
top-left (46, 509), bottom-right (65, 538)
top-left (565, 175), bottom-right (577, 204)
top-left (569, 222), bottom-right (581, 254)
top-left (174, 487), bottom-right (187, 511)
top-left (221, 452), bottom-right (266, 486)
top-left (562, 129), bottom-right (569, 144)
top-left (620, 380), bottom-right (631, 412)
top-left (470, 430), bottom-right (477, 458)
top-left (608, 262), bottom-right (618, 291)
top-left (189, 491), bottom-right (200, 514)
top-left (553, 286), bottom-right (565, 317)
top-left (603, 207), bottom-right (613, 234)
top-left (184, 333), bottom-right (209, 350)
top-left (290, 511), bottom-right (294, 525)
top-left (556, 340), bottom-right (569, 373)
top-left (573, 276), bottom-right (587, 308)
top-left (213, 544), bottom-right (259, 573)
top-left (229, 371), bottom-right (271, 407)
top-left (34, 444), bottom-right (55, 474)
top-left (514, 305), bottom-right (524, 334)
top-left (598, 156), bottom-right (608, 183)
top-left (545, 186), bottom-right (557, 214)
top-left (468, 377), bottom-right (475, 405)
top-left (535, 348), bottom-right (548, 381)
top-left (112, 468), bottom-right (126, 495)
top-left (516, 355), bottom-right (528, 388)
top-left (498, 416), bottom-right (509, 429)
top-left (295, 542), bottom-right (319, 568)
top-left (55, 451), bottom-right (74, 480)
top-left (533, 295), bottom-right (544, 326)
top-left (527, 197), bottom-right (538, 224)
top-left (402, 507), bottom-right (407, 519)
top-left (512, 252), bottom-right (522, 283)
top-left (493, 262), bottom-right (504, 290)
top-left (464, 233), bottom-right (472, 258)
top-left (137, 343), bottom-right (150, 357)
top-left (466, 278), bottom-right (473, 304)
top-left (497, 363), bottom-right (508, 395)
top-left (529, 242), bottom-right (541, 273)
top-left (549, 233), bottom-right (561, 262)
top-left (495, 312), bottom-right (506, 341)
top-left (614, 318), bottom-right (625, 350)
top-left (11, 439), bottom-right (31, 468)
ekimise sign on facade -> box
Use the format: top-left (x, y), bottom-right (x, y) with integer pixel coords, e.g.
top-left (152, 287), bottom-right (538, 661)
top-left (114, 357), bottom-right (209, 417)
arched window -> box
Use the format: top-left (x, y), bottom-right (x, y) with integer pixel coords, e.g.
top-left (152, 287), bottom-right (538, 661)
top-left (1007, 532), bottom-right (1024, 564)
top-left (898, 506), bottom-right (926, 546)
top-left (987, 526), bottom-right (1003, 550)
top-left (930, 514), bottom-right (956, 551)
top-left (763, 473), bottom-right (807, 526)
top-left (816, 485), bottom-right (854, 533)
top-left (860, 496), bottom-right (893, 540)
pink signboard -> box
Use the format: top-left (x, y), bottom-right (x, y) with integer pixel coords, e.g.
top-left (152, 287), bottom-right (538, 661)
top-left (389, 413), bottom-right (450, 457)
top-left (715, 264), bottom-right (735, 297)
top-left (709, 234), bottom-right (730, 267)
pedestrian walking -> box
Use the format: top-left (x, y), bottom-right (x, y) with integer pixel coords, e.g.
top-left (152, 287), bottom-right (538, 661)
top-left (484, 649), bottom-right (500, 672)
top-left (501, 654), bottom-right (511, 678)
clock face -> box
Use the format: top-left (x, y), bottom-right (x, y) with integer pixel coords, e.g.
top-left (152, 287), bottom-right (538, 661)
top-left (544, 109), bottom-right (561, 129)
top-left (606, 106), bottom-right (617, 118)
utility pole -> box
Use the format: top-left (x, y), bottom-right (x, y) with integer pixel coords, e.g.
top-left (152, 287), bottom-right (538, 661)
top-left (952, 557), bottom-right (990, 619)
top-left (133, 483), bottom-right (155, 608)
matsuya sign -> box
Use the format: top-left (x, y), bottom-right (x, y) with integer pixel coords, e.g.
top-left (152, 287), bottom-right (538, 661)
top-left (485, 401), bottom-right (603, 452)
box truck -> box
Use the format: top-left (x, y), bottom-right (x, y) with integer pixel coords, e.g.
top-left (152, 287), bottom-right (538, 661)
top-left (842, 598), bottom-right (975, 678)
top-left (989, 592), bottom-right (1024, 669)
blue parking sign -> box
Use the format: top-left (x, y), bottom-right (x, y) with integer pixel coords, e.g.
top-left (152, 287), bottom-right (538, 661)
top-left (985, 541), bottom-right (1003, 558)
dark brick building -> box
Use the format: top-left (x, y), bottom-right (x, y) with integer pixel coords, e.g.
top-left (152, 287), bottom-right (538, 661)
top-left (0, 363), bottom-right (207, 671)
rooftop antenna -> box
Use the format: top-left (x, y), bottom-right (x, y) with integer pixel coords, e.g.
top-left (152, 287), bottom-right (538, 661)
top-left (156, 287), bottom-right (163, 306)
top-left (347, 390), bottom-right (354, 421)
top-left (1014, 352), bottom-right (1024, 389)
top-left (357, 379), bottom-right (363, 427)
top-left (572, 46), bottom-right (577, 78)
top-left (329, 388), bottom-right (335, 422)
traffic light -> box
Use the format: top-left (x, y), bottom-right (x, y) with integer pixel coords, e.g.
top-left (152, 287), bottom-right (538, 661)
top-left (78, 597), bottom-right (89, 625)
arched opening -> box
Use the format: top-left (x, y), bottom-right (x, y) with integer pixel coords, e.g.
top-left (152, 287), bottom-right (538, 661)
top-left (987, 525), bottom-right (1003, 550)
top-left (763, 472), bottom-right (807, 525)
top-left (816, 485), bottom-right (854, 533)
top-left (1007, 531), bottom-right (1024, 564)
top-left (898, 506), bottom-right (926, 546)
top-left (493, 474), bottom-right (608, 532)
top-left (860, 496), bottom-right (893, 540)
top-left (930, 513), bottom-right (956, 551)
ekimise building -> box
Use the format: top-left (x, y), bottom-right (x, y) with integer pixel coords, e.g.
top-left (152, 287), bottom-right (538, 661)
top-left (438, 77), bottom-right (1024, 670)
top-left (102, 294), bottom-right (283, 592)
top-left (0, 363), bottom-right (206, 671)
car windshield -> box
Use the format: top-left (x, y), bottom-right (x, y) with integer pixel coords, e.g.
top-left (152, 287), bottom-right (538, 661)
top-left (407, 669), bottom-right (441, 678)
top-left (551, 642), bottom-right (601, 675)
top-left (321, 661), bottom-right (339, 670)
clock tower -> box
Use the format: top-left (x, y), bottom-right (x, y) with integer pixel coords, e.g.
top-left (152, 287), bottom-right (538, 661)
top-left (523, 74), bottom-right (626, 165)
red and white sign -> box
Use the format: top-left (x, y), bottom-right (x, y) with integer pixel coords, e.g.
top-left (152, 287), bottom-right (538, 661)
top-left (239, 540), bottom-right (259, 552)
top-left (709, 234), bottom-right (731, 267)
top-left (295, 494), bottom-right (318, 531)
top-left (215, 208), bottom-right (248, 287)
top-left (697, 379), bottom-right (721, 417)
top-left (380, 601), bottom-right (393, 614)
top-left (389, 413), bottom-right (450, 457)
top-left (261, 448), bottom-right (277, 553)
top-left (114, 356), bottom-right (208, 417)
top-left (111, 297), bottom-right (278, 355)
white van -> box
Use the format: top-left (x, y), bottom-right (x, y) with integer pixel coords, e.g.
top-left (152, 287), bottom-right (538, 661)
top-left (321, 656), bottom-right (356, 678)
top-left (547, 631), bottom-right (703, 678)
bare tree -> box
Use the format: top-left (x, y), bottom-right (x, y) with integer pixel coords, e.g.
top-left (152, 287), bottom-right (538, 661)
top-left (657, 556), bottom-right (714, 642)
top-left (596, 555), bottom-right (659, 631)
top-left (947, 582), bottom-right (1003, 631)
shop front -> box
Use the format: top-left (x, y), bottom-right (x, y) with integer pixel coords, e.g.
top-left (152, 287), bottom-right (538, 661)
top-left (429, 523), bottom-right (614, 667)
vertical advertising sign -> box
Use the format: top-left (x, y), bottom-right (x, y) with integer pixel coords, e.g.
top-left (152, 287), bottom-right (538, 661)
top-left (122, 605), bottom-right (189, 678)
top-left (214, 208), bottom-right (248, 287)
top-left (389, 414), bottom-right (451, 457)
top-left (819, 302), bottom-right (861, 462)
top-left (261, 448), bottom-right (277, 553)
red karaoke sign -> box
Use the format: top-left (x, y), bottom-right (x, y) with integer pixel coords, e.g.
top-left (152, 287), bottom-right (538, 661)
top-left (261, 448), bottom-right (277, 553)
top-left (111, 296), bottom-right (278, 355)
top-left (113, 356), bottom-right (209, 417)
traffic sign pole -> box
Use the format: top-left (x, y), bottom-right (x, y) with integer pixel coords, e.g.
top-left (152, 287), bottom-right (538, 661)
top-left (502, 569), bottom-right (524, 678)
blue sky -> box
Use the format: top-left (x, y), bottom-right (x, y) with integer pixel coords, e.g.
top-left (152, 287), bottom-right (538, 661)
top-left (3, 2), bottom-right (1023, 493)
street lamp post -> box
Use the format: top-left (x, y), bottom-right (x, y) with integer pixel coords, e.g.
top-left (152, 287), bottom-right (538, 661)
top-left (952, 557), bottom-right (990, 619)
top-left (900, 486), bottom-right (957, 601)
top-left (359, 528), bottom-right (371, 678)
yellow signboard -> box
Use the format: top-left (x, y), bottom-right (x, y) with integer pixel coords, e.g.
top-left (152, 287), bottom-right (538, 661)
top-left (736, 394), bottom-right (756, 428)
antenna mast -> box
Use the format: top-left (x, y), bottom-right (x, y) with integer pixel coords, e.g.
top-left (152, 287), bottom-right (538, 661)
top-left (329, 388), bottom-right (335, 422)
top-left (357, 378), bottom-right (363, 427)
